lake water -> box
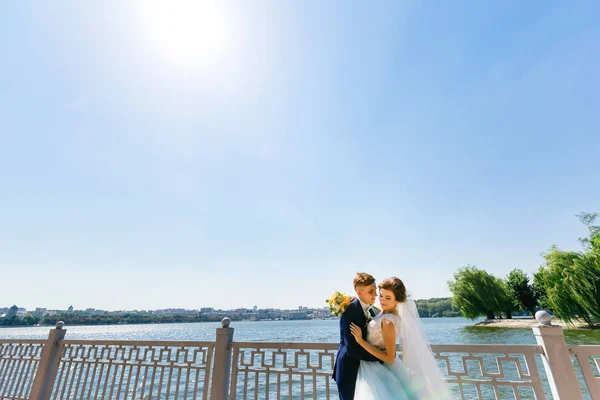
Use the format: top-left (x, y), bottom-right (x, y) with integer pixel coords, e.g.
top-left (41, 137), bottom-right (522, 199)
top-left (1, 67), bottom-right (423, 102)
top-left (2, 318), bottom-right (599, 399)
top-left (1, 318), bottom-right (599, 345)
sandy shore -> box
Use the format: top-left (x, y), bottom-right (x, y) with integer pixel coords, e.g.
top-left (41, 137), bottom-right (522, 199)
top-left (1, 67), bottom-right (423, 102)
top-left (474, 318), bottom-right (597, 329)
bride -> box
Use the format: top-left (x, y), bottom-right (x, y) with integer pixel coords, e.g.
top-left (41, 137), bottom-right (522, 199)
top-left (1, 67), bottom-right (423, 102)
top-left (349, 277), bottom-right (453, 400)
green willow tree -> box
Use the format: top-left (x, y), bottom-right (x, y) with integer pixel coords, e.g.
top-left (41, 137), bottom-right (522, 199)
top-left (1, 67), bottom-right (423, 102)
top-left (533, 212), bottom-right (600, 327)
top-left (499, 278), bottom-right (516, 319)
top-left (448, 266), bottom-right (507, 320)
top-left (506, 269), bottom-right (539, 317)
top-left (577, 212), bottom-right (600, 250)
top-left (532, 269), bottom-right (550, 310)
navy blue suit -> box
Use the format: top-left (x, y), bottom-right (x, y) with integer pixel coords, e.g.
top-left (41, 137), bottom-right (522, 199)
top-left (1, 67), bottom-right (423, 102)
top-left (332, 298), bottom-right (379, 400)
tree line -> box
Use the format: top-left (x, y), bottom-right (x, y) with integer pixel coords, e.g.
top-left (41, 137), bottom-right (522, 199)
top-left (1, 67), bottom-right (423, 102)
top-left (0, 313), bottom-right (241, 327)
top-left (448, 212), bottom-right (600, 327)
top-left (1, 302), bottom-right (461, 327)
top-left (415, 298), bottom-right (461, 318)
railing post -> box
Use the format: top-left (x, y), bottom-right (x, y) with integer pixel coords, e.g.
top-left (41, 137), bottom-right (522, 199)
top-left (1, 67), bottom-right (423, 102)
top-left (532, 311), bottom-right (583, 400)
top-left (29, 322), bottom-right (67, 400)
top-left (210, 317), bottom-right (234, 400)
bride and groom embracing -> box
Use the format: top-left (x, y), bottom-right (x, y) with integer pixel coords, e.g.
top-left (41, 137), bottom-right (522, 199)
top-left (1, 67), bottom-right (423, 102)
top-left (332, 273), bottom-right (453, 400)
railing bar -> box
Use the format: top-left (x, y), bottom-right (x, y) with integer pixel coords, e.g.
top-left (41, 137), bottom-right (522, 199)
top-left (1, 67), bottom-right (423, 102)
top-left (8, 359), bottom-right (25, 396)
top-left (203, 346), bottom-right (214, 400)
top-left (92, 361), bottom-right (105, 400)
top-left (457, 380), bottom-right (465, 399)
top-left (128, 363), bottom-right (141, 400)
top-left (99, 361), bottom-right (113, 399)
top-left (157, 363), bottom-right (166, 397)
top-left (144, 347), bottom-right (156, 397)
top-left (183, 364), bottom-right (190, 399)
top-left (174, 365), bottom-right (182, 400)
top-left (19, 358), bottom-right (37, 399)
top-left (127, 347), bottom-right (139, 399)
top-left (81, 346), bottom-right (93, 400)
top-left (55, 359), bottom-right (70, 400)
top-left (13, 355), bottom-right (30, 397)
top-left (265, 369), bottom-right (270, 400)
top-left (180, 347), bottom-right (190, 400)
top-left (288, 369), bottom-right (293, 399)
top-left (61, 339), bottom-right (216, 347)
top-left (231, 342), bottom-right (543, 351)
top-left (66, 357), bottom-right (81, 400)
top-left (76, 363), bottom-right (92, 398)
top-left (0, 356), bottom-right (10, 397)
top-left (491, 382), bottom-right (500, 400)
top-left (157, 348), bottom-right (168, 397)
top-left (107, 348), bottom-right (120, 399)
top-left (66, 347), bottom-right (84, 399)
top-left (25, 358), bottom-right (40, 398)
top-left (524, 353), bottom-right (545, 398)
top-left (313, 370), bottom-right (317, 400)
top-left (139, 365), bottom-right (149, 400)
top-left (72, 356), bottom-right (87, 400)
top-left (83, 358), bottom-right (95, 400)
top-left (277, 373), bottom-right (281, 399)
top-left (85, 354), bottom-right (98, 400)
top-left (110, 360), bottom-right (125, 399)
top-left (6, 356), bottom-right (24, 397)
top-left (164, 363), bottom-right (173, 399)
top-left (573, 353), bottom-right (600, 398)
top-left (229, 348), bottom-right (240, 400)
top-left (176, 348), bottom-right (186, 400)
top-left (161, 364), bottom-right (169, 397)
top-left (254, 371), bottom-right (259, 400)
top-left (14, 357), bottom-right (32, 398)
top-left (2, 349), bottom-right (19, 397)
top-left (147, 364), bottom-right (157, 399)
top-left (243, 369), bottom-right (249, 400)
top-left (0, 348), bottom-right (17, 395)
top-left (115, 363), bottom-right (128, 399)
top-left (0, 340), bottom-right (46, 344)
top-left (231, 369), bottom-right (340, 378)
top-left (191, 366), bottom-right (199, 400)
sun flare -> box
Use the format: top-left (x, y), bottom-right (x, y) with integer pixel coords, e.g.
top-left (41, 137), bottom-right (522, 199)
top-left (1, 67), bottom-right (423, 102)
top-left (136, 1), bottom-right (232, 69)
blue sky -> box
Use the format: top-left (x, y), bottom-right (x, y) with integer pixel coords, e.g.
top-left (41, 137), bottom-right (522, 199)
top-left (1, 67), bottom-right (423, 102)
top-left (1, 1), bottom-right (599, 311)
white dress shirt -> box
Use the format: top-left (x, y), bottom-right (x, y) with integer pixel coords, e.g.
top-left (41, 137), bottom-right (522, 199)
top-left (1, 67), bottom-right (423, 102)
top-left (358, 299), bottom-right (372, 320)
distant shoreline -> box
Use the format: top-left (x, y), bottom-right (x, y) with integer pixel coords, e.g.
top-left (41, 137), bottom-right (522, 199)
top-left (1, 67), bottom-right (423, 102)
top-left (474, 318), bottom-right (599, 330)
top-left (0, 316), bottom-right (467, 329)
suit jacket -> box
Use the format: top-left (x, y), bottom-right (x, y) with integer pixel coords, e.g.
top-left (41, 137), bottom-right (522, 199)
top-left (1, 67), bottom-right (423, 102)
top-left (332, 298), bottom-right (379, 400)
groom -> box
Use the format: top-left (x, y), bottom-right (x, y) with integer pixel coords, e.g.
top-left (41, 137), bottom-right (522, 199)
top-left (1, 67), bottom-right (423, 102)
top-left (332, 272), bottom-right (380, 400)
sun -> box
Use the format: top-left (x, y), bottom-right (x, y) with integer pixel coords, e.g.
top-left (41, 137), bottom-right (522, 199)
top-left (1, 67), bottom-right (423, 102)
top-left (136, 1), bottom-right (232, 69)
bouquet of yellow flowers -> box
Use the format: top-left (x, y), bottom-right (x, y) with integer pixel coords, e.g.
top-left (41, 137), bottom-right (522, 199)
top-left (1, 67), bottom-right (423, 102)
top-left (326, 291), bottom-right (355, 317)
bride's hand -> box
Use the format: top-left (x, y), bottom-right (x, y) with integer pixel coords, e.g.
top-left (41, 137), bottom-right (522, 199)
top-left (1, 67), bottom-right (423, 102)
top-left (349, 323), bottom-right (364, 344)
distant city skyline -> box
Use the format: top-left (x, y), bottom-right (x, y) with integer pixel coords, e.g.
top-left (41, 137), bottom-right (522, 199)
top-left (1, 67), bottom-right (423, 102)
top-left (1, 304), bottom-right (321, 313)
top-left (2, 2), bottom-right (599, 311)
top-left (0, 303), bottom-right (331, 322)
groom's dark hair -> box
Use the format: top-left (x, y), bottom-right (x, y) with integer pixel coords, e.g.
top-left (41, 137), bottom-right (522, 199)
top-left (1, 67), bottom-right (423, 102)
top-left (353, 272), bottom-right (375, 289)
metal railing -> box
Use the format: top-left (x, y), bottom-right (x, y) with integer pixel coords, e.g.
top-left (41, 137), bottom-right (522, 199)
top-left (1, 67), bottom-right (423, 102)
top-left (50, 340), bottom-right (215, 399)
top-left (0, 340), bottom-right (45, 399)
top-left (569, 345), bottom-right (600, 399)
top-left (0, 315), bottom-right (599, 399)
top-left (431, 344), bottom-right (547, 399)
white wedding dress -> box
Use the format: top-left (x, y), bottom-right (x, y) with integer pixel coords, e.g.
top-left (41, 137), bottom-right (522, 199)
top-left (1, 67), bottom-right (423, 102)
top-left (354, 304), bottom-right (453, 400)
